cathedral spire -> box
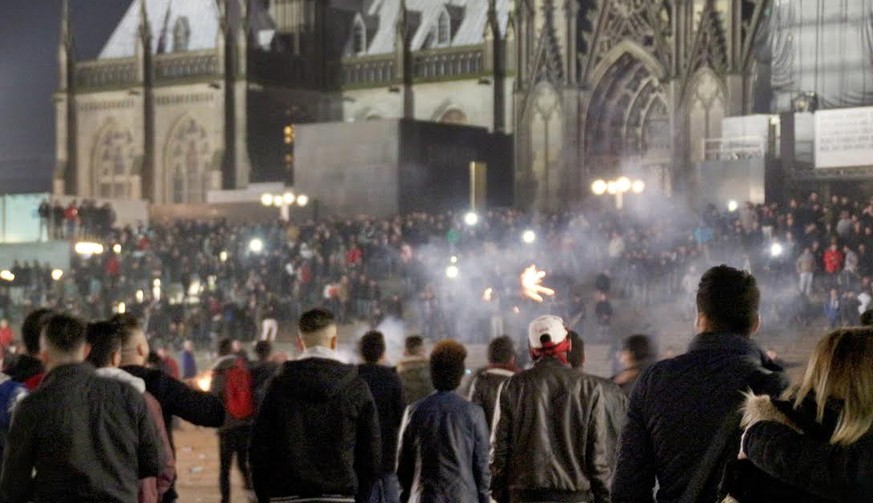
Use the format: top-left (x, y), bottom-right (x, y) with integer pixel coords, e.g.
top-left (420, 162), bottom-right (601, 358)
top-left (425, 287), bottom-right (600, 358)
top-left (138, 0), bottom-right (151, 49)
top-left (60, 0), bottom-right (73, 50)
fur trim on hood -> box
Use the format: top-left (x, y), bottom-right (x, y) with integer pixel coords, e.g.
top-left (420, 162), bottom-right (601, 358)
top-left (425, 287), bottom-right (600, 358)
top-left (741, 392), bottom-right (802, 432)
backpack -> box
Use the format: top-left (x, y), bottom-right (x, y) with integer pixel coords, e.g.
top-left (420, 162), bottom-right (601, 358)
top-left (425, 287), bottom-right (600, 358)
top-left (223, 358), bottom-right (254, 420)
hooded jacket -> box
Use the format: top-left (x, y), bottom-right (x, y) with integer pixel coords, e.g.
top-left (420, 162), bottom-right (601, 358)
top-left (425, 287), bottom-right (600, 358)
top-left (250, 356), bottom-right (381, 502)
top-left (737, 394), bottom-right (873, 502)
top-left (397, 356), bottom-right (434, 405)
top-left (95, 368), bottom-right (176, 503)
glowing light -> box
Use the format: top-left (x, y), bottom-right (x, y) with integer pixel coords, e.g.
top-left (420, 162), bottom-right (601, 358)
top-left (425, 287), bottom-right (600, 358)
top-left (631, 180), bottom-right (645, 193)
top-left (464, 212), bottom-right (479, 226)
top-left (116, 302), bottom-right (126, 314)
top-left (297, 194), bottom-right (309, 207)
top-left (0, 271), bottom-right (14, 282)
top-left (521, 265), bottom-right (556, 303)
top-left (74, 242), bottom-right (104, 256)
top-left (728, 200), bottom-right (739, 212)
top-left (153, 278), bottom-right (161, 287)
top-left (770, 243), bottom-right (784, 258)
top-left (591, 179), bottom-right (607, 195)
top-left (522, 230), bottom-right (536, 244)
top-left (272, 194), bottom-right (284, 207)
top-left (606, 181), bottom-right (618, 195)
top-left (219, 251), bottom-right (228, 262)
top-left (249, 238), bottom-right (265, 254)
top-left (51, 269), bottom-right (64, 281)
top-left (196, 372), bottom-right (213, 392)
top-left (260, 193), bottom-right (273, 207)
top-left (135, 290), bottom-right (144, 303)
top-left (445, 265), bottom-right (459, 279)
top-left (616, 176), bottom-right (632, 193)
top-left (112, 243), bottom-right (121, 254)
top-left (482, 287), bottom-right (493, 302)
top-left (450, 256), bottom-right (458, 264)
top-left (283, 192), bottom-right (296, 205)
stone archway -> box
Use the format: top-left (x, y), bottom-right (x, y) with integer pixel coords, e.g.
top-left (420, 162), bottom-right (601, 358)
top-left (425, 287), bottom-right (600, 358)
top-left (91, 120), bottom-right (135, 199)
top-left (163, 116), bottom-right (212, 204)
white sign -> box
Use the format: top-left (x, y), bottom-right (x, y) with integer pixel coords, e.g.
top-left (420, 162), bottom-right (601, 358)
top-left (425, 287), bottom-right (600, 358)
top-left (815, 106), bottom-right (873, 168)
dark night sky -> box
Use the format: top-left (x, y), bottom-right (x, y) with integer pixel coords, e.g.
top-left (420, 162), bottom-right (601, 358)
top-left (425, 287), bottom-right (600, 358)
top-left (0, 0), bottom-right (129, 192)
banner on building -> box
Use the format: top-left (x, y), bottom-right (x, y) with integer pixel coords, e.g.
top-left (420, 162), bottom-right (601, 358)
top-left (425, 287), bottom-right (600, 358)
top-left (815, 106), bottom-right (873, 168)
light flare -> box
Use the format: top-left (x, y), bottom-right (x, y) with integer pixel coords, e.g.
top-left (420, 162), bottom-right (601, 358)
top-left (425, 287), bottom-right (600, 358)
top-left (521, 265), bottom-right (556, 303)
top-left (482, 287), bottom-right (493, 302)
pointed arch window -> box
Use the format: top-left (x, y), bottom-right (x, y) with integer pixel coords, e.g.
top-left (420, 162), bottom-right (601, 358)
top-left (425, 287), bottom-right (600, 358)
top-left (437, 10), bottom-right (451, 46)
top-left (93, 124), bottom-right (135, 199)
top-left (174, 17), bottom-right (191, 52)
top-left (352, 18), bottom-right (367, 55)
top-left (165, 117), bottom-right (211, 203)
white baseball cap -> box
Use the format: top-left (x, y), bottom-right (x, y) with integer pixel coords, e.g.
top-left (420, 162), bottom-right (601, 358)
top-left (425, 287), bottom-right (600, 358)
top-left (528, 315), bottom-right (568, 349)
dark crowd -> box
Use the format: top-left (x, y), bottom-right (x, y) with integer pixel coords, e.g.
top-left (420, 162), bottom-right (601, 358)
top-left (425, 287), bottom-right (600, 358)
top-left (6, 191), bottom-right (873, 359)
top-left (0, 263), bottom-right (870, 503)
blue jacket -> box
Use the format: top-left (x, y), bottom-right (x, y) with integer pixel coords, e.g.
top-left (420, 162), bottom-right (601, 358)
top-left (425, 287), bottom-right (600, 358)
top-left (397, 391), bottom-right (490, 503)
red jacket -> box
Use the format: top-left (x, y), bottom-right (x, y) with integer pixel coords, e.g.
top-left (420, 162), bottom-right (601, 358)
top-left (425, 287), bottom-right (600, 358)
top-left (823, 248), bottom-right (843, 273)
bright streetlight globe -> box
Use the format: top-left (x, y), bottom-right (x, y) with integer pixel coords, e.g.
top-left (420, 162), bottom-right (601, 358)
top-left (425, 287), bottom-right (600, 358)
top-left (616, 176), bottom-right (632, 193)
top-left (282, 192), bottom-right (296, 205)
top-left (464, 212), bottom-right (479, 226)
top-left (591, 179), bottom-right (607, 195)
top-left (249, 238), bottom-right (265, 254)
top-left (522, 230), bottom-right (536, 244)
top-left (297, 194), bottom-right (309, 207)
top-left (631, 180), bottom-right (645, 193)
top-left (445, 265), bottom-right (459, 279)
top-left (260, 193), bottom-right (273, 207)
top-left (727, 200), bottom-right (739, 212)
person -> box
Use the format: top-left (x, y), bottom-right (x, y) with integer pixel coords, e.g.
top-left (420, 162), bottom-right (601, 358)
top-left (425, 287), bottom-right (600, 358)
top-left (0, 314), bottom-right (163, 502)
top-left (612, 265), bottom-right (788, 503)
top-left (4, 308), bottom-right (53, 390)
top-left (397, 334), bottom-right (434, 404)
top-left (611, 334), bottom-right (655, 396)
top-left (824, 288), bottom-right (841, 329)
top-left (0, 319), bottom-right (12, 354)
top-left (249, 340), bottom-right (279, 411)
top-left (85, 320), bottom-right (176, 503)
top-left (566, 331), bottom-right (627, 473)
top-left (491, 315), bottom-right (611, 503)
top-left (116, 313), bottom-right (226, 503)
top-left (209, 338), bottom-right (255, 503)
top-left (734, 327), bottom-right (873, 502)
top-left (860, 308), bottom-right (873, 326)
top-left (466, 335), bottom-right (518, 431)
top-left (796, 247), bottom-right (815, 296)
top-left (357, 330), bottom-right (405, 503)
top-left (250, 308), bottom-right (380, 502)
top-left (157, 346), bottom-right (180, 380)
top-left (397, 339), bottom-right (490, 502)
top-left (594, 292), bottom-right (613, 341)
top-left (180, 340), bottom-right (197, 380)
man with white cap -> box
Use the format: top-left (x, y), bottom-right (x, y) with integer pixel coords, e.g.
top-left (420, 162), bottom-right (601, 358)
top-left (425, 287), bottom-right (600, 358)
top-left (490, 315), bottom-right (611, 503)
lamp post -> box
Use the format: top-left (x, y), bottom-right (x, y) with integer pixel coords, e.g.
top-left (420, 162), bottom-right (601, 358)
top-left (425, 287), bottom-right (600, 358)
top-left (260, 190), bottom-right (309, 221)
top-left (590, 176), bottom-right (645, 210)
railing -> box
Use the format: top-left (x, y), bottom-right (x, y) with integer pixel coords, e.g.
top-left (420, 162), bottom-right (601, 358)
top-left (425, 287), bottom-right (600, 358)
top-left (413, 47), bottom-right (482, 81)
top-left (703, 136), bottom-right (767, 161)
top-left (154, 52), bottom-right (219, 82)
top-left (342, 57), bottom-right (395, 87)
top-left (75, 59), bottom-right (137, 90)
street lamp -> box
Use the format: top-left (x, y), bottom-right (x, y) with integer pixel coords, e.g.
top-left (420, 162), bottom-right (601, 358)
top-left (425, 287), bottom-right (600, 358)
top-left (261, 189), bottom-right (309, 221)
top-left (590, 176), bottom-right (645, 209)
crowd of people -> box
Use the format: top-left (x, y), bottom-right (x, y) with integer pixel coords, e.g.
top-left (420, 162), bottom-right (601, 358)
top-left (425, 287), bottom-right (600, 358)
top-left (6, 191), bottom-right (873, 359)
top-left (0, 264), bottom-right (870, 503)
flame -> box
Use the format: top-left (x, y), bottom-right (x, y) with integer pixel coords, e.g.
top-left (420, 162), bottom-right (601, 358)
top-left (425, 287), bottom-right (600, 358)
top-left (482, 287), bottom-right (493, 302)
top-left (195, 371), bottom-right (213, 392)
top-left (521, 265), bottom-right (555, 302)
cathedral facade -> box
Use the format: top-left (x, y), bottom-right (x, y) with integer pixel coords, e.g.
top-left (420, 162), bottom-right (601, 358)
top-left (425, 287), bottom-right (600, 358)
top-left (57, 0), bottom-right (769, 210)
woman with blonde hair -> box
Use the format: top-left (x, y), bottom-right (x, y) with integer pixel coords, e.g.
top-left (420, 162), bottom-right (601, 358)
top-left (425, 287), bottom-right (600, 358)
top-left (732, 327), bottom-right (873, 502)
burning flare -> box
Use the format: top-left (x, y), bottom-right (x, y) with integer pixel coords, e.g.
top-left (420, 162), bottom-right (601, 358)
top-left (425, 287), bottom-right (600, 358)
top-left (521, 265), bottom-right (555, 302)
top-left (482, 287), bottom-right (493, 302)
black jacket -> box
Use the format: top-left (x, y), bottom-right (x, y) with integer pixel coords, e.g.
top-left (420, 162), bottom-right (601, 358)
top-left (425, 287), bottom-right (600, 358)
top-left (738, 394), bottom-right (873, 502)
top-left (491, 356), bottom-right (611, 503)
top-left (4, 354), bottom-right (44, 388)
top-left (122, 364), bottom-right (226, 447)
top-left (0, 363), bottom-right (163, 503)
top-left (358, 363), bottom-right (405, 473)
top-left (250, 357), bottom-right (381, 502)
top-left (584, 373), bottom-right (628, 473)
top-left (397, 391), bottom-right (490, 503)
top-left (612, 332), bottom-right (788, 503)
top-left (467, 366), bottom-right (515, 431)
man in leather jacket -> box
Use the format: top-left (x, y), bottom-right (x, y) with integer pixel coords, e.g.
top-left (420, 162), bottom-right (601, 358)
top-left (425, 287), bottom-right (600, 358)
top-left (491, 315), bottom-right (611, 503)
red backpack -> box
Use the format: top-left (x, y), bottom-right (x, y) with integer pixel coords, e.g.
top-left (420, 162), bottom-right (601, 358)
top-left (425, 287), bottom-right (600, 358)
top-left (223, 358), bottom-right (254, 420)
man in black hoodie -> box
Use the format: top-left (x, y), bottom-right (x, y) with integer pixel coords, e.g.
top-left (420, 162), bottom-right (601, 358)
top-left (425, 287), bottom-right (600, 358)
top-left (250, 308), bottom-right (380, 503)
